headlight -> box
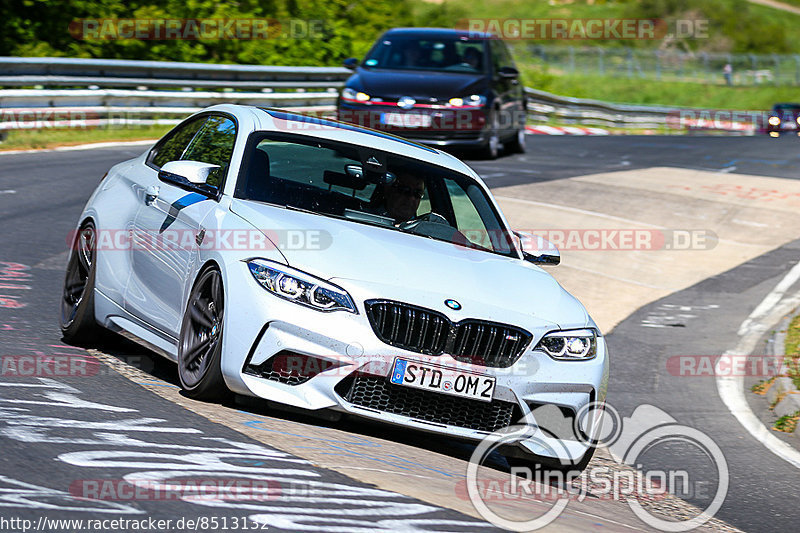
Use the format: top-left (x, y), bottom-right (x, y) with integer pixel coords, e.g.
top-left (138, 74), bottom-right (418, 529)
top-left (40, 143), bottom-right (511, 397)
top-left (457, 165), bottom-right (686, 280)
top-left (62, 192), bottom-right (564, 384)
top-left (342, 87), bottom-right (370, 102)
top-left (246, 259), bottom-right (357, 313)
top-left (448, 95), bottom-right (486, 108)
top-left (536, 329), bottom-right (598, 360)
top-left (796, 116), bottom-right (800, 125)
top-left (768, 116), bottom-right (781, 126)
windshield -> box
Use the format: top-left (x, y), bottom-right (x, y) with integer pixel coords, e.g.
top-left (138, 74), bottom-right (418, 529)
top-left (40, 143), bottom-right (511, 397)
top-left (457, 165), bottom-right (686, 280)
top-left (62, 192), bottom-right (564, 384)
top-left (235, 133), bottom-right (515, 256)
top-left (773, 104), bottom-right (800, 113)
top-left (362, 36), bottom-right (488, 74)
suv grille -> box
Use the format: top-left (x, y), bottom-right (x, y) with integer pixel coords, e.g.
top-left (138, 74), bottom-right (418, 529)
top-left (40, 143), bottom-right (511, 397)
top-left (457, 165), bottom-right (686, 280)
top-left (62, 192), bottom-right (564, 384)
top-left (365, 300), bottom-right (531, 368)
top-left (337, 375), bottom-right (519, 433)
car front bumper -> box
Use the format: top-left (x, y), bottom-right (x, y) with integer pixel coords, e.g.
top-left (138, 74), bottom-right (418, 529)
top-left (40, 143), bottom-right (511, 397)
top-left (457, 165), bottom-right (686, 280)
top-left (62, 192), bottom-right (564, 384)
top-left (336, 102), bottom-right (490, 146)
top-left (221, 259), bottom-right (608, 462)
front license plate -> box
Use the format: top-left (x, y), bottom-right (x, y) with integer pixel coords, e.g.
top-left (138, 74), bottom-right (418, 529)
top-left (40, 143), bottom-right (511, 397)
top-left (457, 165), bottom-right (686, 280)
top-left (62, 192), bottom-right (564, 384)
top-left (389, 358), bottom-right (496, 402)
top-left (380, 112), bottom-right (432, 128)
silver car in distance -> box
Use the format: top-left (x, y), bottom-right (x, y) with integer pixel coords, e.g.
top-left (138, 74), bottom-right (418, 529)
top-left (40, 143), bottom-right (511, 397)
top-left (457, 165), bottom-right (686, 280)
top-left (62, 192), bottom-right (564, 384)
top-left (61, 104), bottom-right (608, 471)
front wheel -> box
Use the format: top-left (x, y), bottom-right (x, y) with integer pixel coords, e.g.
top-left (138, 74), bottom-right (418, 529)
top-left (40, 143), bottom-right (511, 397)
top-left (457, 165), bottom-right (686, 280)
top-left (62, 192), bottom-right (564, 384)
top-left (178, 266), bottom-right (229, 401)
top-left (481, 111), bottom-right (501, 160)
top-left (505, 128), bottom-right (527, 154)
top-left (60, 222), bottom-right (100, 344)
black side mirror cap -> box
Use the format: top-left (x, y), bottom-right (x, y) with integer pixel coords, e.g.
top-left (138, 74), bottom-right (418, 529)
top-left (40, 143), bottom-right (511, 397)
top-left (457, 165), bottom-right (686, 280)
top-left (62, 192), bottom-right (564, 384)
top-left (498, 66), bottom-right (519, 79)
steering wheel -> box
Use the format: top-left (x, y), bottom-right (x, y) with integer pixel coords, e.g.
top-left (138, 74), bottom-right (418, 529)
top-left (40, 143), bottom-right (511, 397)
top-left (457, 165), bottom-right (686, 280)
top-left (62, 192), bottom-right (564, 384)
top-left (397, 211), bottom-right (449, 230)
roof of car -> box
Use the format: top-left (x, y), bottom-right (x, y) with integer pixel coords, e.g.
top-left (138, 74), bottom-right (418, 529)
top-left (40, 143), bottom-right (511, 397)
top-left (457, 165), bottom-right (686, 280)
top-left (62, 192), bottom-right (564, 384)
top-left (381, 27), bottom-right (496, 40)
top-left (258, 107), bottom-right (438, 153)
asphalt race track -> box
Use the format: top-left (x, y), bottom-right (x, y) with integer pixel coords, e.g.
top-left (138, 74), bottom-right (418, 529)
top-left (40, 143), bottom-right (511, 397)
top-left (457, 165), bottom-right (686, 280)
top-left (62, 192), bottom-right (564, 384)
top-left (1, 134), bottom-right (799, 532)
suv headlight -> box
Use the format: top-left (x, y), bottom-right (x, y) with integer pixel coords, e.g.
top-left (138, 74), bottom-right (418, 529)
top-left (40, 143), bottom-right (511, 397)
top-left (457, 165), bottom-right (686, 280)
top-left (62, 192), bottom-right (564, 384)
top-left (536, 329), bottom-right (598, 360)
top-left (448, 94), bottom-right (486, 108)
top-left (768, 116), bottom-right (781, 126)
top-left (342, 87), bottom-right (370, 102)
top-left (246, 259), bottom-right (357, 313)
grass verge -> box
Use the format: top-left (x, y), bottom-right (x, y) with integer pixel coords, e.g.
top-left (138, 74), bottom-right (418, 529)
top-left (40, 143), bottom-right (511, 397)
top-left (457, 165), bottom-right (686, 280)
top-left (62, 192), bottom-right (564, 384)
top-left (518, 65), bottom-right (800, 110)
top-left (0, 125), bottom-right (171, 151)
top-left (774, 411), bottom-right (799, 433)
top-left (785, 312), bottom-right (800, 390)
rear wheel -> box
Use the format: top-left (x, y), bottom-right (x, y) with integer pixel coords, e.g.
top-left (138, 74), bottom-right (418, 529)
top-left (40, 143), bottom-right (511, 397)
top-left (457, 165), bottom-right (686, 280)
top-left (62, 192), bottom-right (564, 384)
top-left (60, 222), bottom-right (100, 343)
top-left (178, 266), bottom-right (229, 400)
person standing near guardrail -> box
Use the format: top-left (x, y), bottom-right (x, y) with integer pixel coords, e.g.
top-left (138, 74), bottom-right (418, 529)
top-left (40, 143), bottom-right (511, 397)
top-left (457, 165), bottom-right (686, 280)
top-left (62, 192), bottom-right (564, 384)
top-left (723, 63), bottom-right (733, 86)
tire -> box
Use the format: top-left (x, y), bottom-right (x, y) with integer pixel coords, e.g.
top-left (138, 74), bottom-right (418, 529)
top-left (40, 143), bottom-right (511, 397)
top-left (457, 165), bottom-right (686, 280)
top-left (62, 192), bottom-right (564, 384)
top-left (481, 110), bottom-right (501, 160)
top-left (505, 128), bottom-right (527, 154)
top-left (60, 222), bottom-right (100, 344)
top-left (178, 266), bottom-right (229, 401)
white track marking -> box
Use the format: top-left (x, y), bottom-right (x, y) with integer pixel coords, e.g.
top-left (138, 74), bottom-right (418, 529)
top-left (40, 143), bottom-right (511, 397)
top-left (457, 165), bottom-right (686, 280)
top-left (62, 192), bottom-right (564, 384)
top-left (716, 259), bottom-right (800, 468)
top-left (494, 195), bottom-right (765, 248)
top-left (559, 263), bottom-right (675, 290)
top-left (494, 196), bottom-right (666, 228)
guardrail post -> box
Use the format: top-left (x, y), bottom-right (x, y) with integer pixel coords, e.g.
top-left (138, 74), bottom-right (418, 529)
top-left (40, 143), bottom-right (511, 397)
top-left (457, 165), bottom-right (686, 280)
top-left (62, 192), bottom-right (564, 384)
top-left (772, 54), bottom-right (780, 85)
top-left (701, 52), bottom-right (709, 83)
top-left (568, 47), bottom-right (574, 74)
top-left (655, 51), bottom-right (661, 80)
top-left (795, 55), bottom-right (800, 85)
top-left (598, 48), bottom-right (605, 76)
top-left (626, 48), bottom-right (633, 78)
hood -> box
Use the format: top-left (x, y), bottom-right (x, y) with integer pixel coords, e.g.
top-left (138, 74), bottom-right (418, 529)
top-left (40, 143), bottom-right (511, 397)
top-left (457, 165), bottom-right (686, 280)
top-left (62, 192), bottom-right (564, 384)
top-left (231, 200), bottom-right (590, 330)
top-left (350, 68), bottom-right (487, 101)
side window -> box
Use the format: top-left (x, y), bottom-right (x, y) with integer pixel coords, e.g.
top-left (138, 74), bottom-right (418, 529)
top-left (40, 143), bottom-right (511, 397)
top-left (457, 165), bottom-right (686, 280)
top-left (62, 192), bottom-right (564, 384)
top-left (181, 116), bottom-right (237, 188)
top-left (151, 117), bottom-right (205, 168)
top-left (447, 181), bottom-right (488, 245)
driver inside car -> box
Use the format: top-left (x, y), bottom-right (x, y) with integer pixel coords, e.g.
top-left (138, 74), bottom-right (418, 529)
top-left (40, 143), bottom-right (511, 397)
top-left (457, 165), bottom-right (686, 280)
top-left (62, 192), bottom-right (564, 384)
top-left (370, 172), bottom-right (426, 223)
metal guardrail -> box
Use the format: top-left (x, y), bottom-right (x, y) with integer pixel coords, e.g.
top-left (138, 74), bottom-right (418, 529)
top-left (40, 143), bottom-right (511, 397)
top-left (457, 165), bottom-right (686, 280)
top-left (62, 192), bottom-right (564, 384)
top-left (524, 87), bottom-right (676, 129)
top-left (0, 57), bottom-right (753, 133)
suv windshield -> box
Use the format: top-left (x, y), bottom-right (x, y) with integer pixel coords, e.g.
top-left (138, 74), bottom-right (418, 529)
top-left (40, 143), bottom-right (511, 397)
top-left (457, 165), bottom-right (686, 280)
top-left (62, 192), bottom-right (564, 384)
top-left (235, 132), bottom-right (515, 256)
top-left (774, 104), bottom-right (800, 113)
top-left (362, 36), bottom-right (488, 74)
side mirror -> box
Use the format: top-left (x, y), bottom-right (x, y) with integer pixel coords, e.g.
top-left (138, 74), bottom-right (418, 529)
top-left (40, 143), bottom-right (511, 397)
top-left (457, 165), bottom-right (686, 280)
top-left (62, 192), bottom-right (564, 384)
top-left (523, 249), bottom-right (560, 266)
top-left (343, 57), bottom-right (359, 70)
top-left (514, 231), bottom-right (560, 266)
top-left (498, 66), bottom-right (519, 79)
top-left (159, 160), bottom-right (220, 185)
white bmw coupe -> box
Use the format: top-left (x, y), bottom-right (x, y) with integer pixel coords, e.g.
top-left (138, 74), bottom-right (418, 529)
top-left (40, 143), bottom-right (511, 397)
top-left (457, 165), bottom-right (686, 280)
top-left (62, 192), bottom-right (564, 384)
top-left (61, 105), bottom-right (608, 470)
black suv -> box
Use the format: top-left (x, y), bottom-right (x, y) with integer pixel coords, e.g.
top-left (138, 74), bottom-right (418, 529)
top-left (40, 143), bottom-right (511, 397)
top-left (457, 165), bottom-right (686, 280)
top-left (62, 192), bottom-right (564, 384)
top-left (337, 27), bottom-right (527, 159)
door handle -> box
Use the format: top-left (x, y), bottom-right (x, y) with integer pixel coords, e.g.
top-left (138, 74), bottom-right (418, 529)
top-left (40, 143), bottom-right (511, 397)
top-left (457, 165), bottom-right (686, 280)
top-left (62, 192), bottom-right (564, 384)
top-left (145, 185), bottom-right (159, 205)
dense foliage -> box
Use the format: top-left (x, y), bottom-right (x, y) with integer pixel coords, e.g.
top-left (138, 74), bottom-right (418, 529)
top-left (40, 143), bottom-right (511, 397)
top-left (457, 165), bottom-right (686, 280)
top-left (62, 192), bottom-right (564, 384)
top-left (0, 0), bottom-right (417, 65)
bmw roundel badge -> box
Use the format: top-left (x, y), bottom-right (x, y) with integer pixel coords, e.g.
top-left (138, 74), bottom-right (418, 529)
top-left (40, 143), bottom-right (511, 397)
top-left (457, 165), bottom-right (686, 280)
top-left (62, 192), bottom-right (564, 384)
top-left (444, 299), bottom-right (462, 311)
